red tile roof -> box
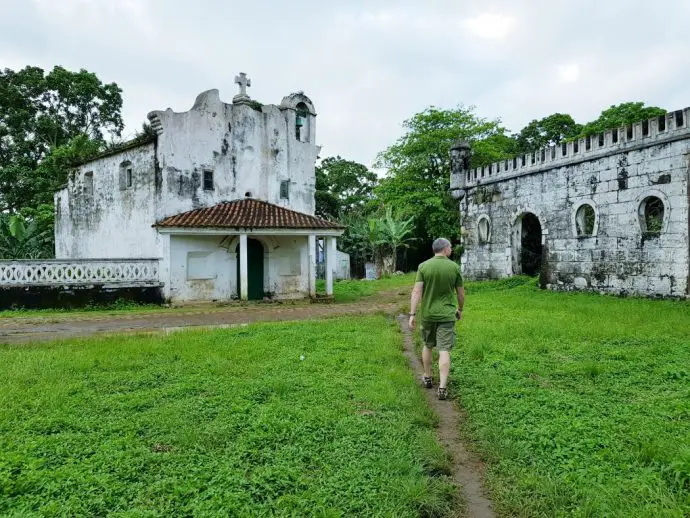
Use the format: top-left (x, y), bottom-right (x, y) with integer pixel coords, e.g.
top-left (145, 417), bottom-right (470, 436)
top-left (155, 199), bottom-right (345, 231)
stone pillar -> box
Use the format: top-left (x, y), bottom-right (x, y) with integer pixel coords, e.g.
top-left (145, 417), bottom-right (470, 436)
top-left (325, 236), bottom-right (336, 296)
top-left (158, 233), bottom-right (172, 301)
top-left (239, 233), bottom-right (248, 301)
top-left (308, 234), bottom-right (316, 298)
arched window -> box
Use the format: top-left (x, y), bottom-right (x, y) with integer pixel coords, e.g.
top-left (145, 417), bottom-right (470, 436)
top-left (295, 102), bottom-right (310, 143)
top-left (477, 216), bottom-right (491, 244)
top-left (639, 196), bottom-right (664, 235)
top-left (575, 204), bottom-right (596, 237)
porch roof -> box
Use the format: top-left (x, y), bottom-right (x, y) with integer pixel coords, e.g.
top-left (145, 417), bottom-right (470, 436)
top-left (154, 199), bottom-right (345, 233)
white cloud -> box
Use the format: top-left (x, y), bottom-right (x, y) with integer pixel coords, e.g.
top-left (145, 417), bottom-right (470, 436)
top-left (462, 13), bottom-right (515, 40)
top-left (557, 64), bottom-right (580, 83)
top-left (2, 0), bottom-right (689, 167)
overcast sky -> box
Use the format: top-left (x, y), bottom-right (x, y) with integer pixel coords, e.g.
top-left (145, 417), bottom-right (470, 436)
top-left (2, 0), bottom-right (689, 167)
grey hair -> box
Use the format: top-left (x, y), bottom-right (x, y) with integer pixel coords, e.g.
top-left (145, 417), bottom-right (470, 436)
top-left (432, 238), bottom-right (451, 254)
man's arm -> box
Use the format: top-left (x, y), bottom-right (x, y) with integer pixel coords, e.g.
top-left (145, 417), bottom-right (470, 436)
top-left (456, 286), bottom-right (465, 320)
top-left (409, 281), bottom-right (424, 330)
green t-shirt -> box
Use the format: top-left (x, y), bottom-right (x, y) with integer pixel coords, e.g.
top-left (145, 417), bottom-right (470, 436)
top-left (415, 256), bottom-right (463, 322)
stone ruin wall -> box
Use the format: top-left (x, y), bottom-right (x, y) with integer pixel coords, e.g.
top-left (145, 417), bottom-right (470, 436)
top-left (451, 108), bottom-right (690, 298)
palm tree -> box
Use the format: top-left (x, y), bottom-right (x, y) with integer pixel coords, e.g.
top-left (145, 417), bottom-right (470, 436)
top-left (372, 207), bottom-right (416, 275)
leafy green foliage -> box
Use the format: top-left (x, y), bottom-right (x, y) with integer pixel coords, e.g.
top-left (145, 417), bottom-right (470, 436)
top-left (0, 210), bottom-right (53, 259)
top-left (515, 113), bottom-right (582, 152)
top-left (373, 207), bottom-right (416, 273)
top-left (337, 208), bottom-right (415, 276)
top-left (315, 156), bottom-right (378, 220)
top-left (0, 317), bottom-right (456, 516)
top-left (454, 283), bottom-right (690, 516)
top-left (375, 106), bottom-right (515, 244)
top-left (580, 102), bottom-right (666, 137)
top-left (0, 65), bottom-right (123, 212)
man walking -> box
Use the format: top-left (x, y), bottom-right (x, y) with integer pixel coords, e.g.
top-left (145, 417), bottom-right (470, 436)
top-left (409, 238), bottom-right (464, 400)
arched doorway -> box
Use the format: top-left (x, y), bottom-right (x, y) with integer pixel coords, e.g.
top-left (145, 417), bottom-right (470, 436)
top-left (512, 213), bottom-right (543, 276)
top-left (236, 239), bottom-right (265, 300)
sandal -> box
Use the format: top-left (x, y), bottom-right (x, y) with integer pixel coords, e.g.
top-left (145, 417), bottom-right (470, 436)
top-left (437, 387), bottom-right (448, 400)
top-left (422, 376), bottom-right (433, 389)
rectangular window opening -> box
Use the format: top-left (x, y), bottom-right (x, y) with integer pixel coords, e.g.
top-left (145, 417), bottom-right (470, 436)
top-left (280, 180), bottom-right (290, 199)
top-left (540, 149), bottom-right (545, 162)
top-left (627, 125), bottom-right (634, 140)
top-left (585, 136), bottom-right (591, 151)
top-left (658, 115), bottom-right (666, 132)
top-left (562, 143), bottom-right (567, 156)
top-left (126, 168), bottom-right (133, 188)
top-left (203, 170), bottom-right (214, 191)
top-left (612, 129), bottom-right (618, 144)
top-left (513, 158), bottom-right (517, 169)
top-left (531, 152), bottom-right (536, 165)
top-left (642, 120), bottom-right (649, 137)
top-left (84, 172), bottom-right (94, 196)
top-left (550, 147), bottom-right (555, 160)
top-left (598, 133), bottom-right (604, 147)
top-left (521, 156), bottom-right (526, 167)
top-left (573, 141), bottom-right (579, 153)
top-left (675, 110), bottom-right (684, 128)
top-left (187, 251), bottom-right (214, 280)
top-left (504, 160), bottom-right (509, 171)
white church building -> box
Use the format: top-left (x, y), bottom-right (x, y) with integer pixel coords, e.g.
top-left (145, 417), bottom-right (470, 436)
top-left (53, 74), bottom-right (344, 303)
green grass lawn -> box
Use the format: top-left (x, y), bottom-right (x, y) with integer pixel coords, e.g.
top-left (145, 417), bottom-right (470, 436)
top-left (454, 278), bottom-right (690, 517)
top-left (318, 273), bottom-right (416, 303)
top-left (0, 316), bottom-right (456, 517)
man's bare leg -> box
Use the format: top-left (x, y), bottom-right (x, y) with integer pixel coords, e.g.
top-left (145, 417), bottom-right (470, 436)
top-left (438, 351), bottom-right (451, 389)
top-left (422, 346), bottom-right (433, 379)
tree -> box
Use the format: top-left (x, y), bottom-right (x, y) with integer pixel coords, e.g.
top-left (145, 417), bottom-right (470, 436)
top-left (374, 207), bottom-right (416, 274)
top-left (338, 212), bottom-right (375, 277)
top-left (337, 208), bottom-right (415, 277)
top-left (516, 113), bottom-right (582, 152)
top-left (375, 106), bottom-right (515, 245)
top-left (315, 157), bottom-right (377, 219)
top-left (0, 212), bottom-right (53, 259)
top-left (0, 65), bottom-right (123, 212)
top-left (580, 102), bottom-right (665, 137)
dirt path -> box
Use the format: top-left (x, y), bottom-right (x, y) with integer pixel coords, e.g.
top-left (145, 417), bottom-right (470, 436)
top-left (0, 296), bottom-right (404, 344)
top-left (398, 316), bottom-right (495, 518)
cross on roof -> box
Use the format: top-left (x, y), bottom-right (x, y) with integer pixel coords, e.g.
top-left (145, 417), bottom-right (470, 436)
top-left (234, 72), bottom-right (251, 97)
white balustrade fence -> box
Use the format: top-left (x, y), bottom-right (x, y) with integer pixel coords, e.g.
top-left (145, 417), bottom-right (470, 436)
top-left (0, 259), bottom-right (160, 287)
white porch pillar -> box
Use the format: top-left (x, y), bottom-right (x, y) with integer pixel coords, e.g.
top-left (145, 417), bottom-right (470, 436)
top-left (239, 233), bottom-right (248, 301)
top-left (308, 234), bottom-right (317, 298)
top-left (325, 236), bottom-right (336, 296)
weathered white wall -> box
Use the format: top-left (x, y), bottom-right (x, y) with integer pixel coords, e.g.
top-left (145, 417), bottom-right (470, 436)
top-left (336, 250), bottom-right (351, 280)
top-left (148, 89), bottom-right (318, 221)
top-left (168, 235), bottom-right (234, 302)
top-left (54, 87), bottom-right (324, 302)
top-left (54, 142), bottom-right (159, 259)
top-left (167, 234), bottom-right (309, 302)
top-left (456, 109), bottom-right (690, 297)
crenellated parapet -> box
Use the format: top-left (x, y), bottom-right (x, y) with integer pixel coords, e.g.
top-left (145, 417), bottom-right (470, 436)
top-left (459, 108), bottom-right (690, 189)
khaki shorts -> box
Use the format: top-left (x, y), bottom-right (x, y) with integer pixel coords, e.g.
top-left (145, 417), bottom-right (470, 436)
top-left (420, 321), bottom-right (456, 352)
